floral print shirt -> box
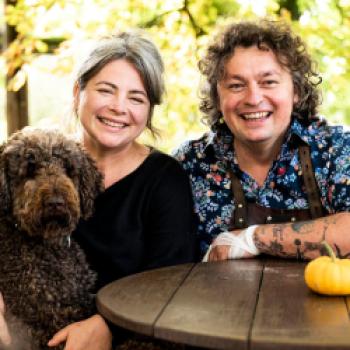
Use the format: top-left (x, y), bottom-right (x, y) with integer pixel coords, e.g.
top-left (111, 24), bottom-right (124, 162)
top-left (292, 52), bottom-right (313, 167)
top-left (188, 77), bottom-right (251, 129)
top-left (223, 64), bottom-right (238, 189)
top-left (174, 118), bottom-right (350, 256)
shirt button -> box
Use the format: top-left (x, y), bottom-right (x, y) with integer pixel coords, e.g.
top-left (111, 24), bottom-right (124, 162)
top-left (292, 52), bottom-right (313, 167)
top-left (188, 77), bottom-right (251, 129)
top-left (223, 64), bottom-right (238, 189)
top-left (239, 218), bottom-right (244, 223)
top-left (237, 203), bottom-right (243, 208)
top-left (291, 217), bottom-right (296, 222)
top-left (267, 216), bottom-right (273, 222)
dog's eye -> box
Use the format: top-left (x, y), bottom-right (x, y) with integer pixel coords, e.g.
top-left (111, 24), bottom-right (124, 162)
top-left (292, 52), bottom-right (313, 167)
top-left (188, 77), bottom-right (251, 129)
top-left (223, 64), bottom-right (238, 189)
top-left (65, 162), bottom-right (76, 177)
top-left (27, 162), bottom-right (36, 177)
top-left (26, 154), bottom-right (36, 177)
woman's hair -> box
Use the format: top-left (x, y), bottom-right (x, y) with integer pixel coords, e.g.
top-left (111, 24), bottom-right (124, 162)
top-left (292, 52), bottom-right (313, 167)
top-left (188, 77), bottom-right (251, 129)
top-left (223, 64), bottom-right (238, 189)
top-left (198, 19), bottom-right (322, 127)
top-left (75, 31), bottom-right (165, 135)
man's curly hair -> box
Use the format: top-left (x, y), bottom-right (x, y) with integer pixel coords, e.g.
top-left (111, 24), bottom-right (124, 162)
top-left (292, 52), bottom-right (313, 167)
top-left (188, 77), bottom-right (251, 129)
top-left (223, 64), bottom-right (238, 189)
top-left (198, 20), bottom-right (322, 127)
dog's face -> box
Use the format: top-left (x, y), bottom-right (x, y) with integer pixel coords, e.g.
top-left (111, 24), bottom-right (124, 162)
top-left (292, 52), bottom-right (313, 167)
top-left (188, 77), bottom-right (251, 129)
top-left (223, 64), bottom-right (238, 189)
top-left (0, 128), bottom-right (103, 239)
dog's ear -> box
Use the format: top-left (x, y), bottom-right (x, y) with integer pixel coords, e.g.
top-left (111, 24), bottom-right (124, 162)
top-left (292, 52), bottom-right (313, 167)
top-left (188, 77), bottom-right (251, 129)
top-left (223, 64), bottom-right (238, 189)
top-left (0, 143), bottom-right (12, 215)
top-left (77, 145), bottom-right (104, 219)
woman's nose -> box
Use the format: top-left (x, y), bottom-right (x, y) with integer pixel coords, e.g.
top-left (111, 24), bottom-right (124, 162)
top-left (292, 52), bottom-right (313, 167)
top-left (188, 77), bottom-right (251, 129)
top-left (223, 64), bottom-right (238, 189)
top-left (109, 95), bottom-right (127, 114)
top-left (243, 84), bottom-right (263, 106)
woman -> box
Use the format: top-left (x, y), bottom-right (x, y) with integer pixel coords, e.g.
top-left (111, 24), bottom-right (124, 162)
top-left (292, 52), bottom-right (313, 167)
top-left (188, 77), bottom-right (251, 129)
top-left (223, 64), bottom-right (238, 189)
top-left (175, 20), bottom-right (350, 262)
top-left (0, 31), bottom-right (196, 349)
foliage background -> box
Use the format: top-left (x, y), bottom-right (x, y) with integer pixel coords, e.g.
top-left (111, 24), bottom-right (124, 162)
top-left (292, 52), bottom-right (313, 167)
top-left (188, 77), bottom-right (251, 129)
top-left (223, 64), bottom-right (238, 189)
top-left (1, 0), bottom-right (350, 151)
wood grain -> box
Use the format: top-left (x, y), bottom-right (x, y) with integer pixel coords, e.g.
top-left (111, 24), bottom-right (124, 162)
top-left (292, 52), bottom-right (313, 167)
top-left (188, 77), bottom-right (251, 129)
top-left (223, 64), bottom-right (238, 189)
top-left (251, 260), bottom-right (350, 350)
top-left (155, 259), bottom-right (264, 350)
top-left (96, 263), bottom-right (194, 335)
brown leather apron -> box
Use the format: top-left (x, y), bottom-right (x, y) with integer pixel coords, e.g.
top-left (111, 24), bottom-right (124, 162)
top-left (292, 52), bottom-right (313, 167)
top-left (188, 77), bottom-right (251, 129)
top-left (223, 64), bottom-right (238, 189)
top-left (228, 143), bottom-right (326, 230)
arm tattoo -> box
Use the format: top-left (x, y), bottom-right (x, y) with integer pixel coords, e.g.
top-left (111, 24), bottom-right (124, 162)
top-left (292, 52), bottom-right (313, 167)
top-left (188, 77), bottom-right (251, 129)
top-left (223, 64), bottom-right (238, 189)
top-left (291, 220), bottom-right (314, 234)
top-left (334, 244), bottom-right (350, 258)
top-left (294, 239), bottom-right (303, 260)
top-left (255, 214), bottom-right (349, 259)
top-left (272, 225), bottom-right (284, 240)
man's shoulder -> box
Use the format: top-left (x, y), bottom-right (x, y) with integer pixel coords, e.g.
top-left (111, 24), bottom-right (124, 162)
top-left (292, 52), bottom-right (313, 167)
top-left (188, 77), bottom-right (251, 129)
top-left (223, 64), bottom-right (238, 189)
top-left (308, 119), bottom-right (349, 135)
top-left (173, 132), bottom-right (212, 162)
top-left (307, 120), bottom-right (350, 147)
top-left (294, 120), bottom-right (350, 164)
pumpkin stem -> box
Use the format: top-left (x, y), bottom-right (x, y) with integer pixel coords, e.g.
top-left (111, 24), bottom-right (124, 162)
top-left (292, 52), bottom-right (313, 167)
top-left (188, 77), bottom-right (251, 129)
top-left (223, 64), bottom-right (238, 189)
top-left (321, 240), bottom-right (336, 262)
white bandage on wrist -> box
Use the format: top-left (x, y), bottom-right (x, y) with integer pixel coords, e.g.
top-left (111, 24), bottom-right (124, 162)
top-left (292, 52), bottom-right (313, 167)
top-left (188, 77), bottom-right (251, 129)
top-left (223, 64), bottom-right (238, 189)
top-left (202, 225), bottom-right (259, 262)
top-left (202, 245), bottom-right (212, 262)
top-left (228, 225), bottom-right (259, 259)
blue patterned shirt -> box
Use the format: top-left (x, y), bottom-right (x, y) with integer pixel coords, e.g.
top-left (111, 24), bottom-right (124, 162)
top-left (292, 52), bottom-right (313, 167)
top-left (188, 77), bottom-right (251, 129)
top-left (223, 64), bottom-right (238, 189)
top-left (174, 118), bottom-right (350, 256)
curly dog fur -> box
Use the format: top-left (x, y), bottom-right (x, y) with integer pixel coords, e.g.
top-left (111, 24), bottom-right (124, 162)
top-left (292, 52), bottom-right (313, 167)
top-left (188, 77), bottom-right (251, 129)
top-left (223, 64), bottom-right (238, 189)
top-left (0, 128), bottom-right (103, 350)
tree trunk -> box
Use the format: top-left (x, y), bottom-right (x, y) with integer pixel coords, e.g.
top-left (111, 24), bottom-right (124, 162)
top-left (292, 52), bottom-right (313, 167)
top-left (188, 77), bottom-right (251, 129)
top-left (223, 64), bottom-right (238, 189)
top-left (4, 0), bottom-right (29, 137)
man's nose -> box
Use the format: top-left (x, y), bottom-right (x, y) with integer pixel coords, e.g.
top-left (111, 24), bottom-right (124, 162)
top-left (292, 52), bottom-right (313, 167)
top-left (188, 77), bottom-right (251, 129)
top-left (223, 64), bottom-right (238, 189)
top-left (243, 84), bottom-right (263, 106)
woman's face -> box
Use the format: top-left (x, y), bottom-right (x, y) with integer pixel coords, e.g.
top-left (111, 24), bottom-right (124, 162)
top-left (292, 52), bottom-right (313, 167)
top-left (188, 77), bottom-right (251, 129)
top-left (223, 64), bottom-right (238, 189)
top-left (74, 59), bottom-right (150, 153)
top-left (217, 46), bottom-right (297, 151)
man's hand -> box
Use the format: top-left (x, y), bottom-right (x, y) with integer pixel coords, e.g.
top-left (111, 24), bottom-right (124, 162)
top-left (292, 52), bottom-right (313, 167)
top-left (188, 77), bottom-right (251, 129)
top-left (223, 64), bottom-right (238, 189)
top-left (207, 244), bottom-right (231, 261)
top-left (48, 314), bottom-right (112, 350)
top-left (203, 226), bottom-right (260, 262)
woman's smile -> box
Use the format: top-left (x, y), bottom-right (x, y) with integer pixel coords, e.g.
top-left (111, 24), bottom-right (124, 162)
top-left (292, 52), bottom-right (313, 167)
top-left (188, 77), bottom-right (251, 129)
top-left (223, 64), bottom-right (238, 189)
top-left (75, 59), bottom-right (150, 152)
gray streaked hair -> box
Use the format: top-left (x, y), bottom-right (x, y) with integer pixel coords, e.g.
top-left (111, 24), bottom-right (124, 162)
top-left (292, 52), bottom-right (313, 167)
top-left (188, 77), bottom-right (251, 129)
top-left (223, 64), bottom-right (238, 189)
top-left (76, 31), bottom-right (165, 135)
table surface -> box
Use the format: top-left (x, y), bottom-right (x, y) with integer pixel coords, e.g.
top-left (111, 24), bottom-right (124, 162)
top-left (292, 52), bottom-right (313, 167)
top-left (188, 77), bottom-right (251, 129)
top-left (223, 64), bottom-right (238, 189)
top-left (96, 259), bottom-right (350, 350)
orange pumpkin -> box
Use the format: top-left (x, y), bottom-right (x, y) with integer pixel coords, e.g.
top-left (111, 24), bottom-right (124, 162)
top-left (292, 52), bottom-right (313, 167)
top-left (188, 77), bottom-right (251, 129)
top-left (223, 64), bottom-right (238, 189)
top-left (304, 241), bottom-right (350, 295)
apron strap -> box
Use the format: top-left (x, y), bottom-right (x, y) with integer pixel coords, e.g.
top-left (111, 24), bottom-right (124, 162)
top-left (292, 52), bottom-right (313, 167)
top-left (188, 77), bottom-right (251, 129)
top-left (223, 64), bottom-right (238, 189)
top-left (229, 170), bottom-right (248, 229)
top-left (298, 144), bottom-right (324, 219)
top-left (228, 143), bottom-right (324, 230)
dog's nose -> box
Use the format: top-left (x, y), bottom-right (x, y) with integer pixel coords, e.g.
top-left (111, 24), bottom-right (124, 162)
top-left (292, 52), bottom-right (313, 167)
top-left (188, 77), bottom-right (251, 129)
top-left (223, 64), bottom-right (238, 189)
top-left (46, 196), bottom-right (65, 209)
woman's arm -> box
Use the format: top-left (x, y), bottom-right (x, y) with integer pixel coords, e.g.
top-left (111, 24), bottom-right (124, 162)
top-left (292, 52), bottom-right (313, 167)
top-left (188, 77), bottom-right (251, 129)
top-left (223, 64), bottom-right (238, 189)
top-left (0, 293), bottom-right (11, 347)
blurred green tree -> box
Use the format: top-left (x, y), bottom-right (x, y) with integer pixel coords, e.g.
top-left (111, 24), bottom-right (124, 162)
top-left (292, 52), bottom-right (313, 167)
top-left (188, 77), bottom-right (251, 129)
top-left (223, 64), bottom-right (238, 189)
top-left (1, 0), bottom-right (350, 150)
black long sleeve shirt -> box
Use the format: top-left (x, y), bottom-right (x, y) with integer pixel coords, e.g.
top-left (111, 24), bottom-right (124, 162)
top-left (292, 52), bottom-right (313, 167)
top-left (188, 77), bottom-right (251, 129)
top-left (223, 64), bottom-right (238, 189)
top-left (75, 150), bottom-right (197, 290)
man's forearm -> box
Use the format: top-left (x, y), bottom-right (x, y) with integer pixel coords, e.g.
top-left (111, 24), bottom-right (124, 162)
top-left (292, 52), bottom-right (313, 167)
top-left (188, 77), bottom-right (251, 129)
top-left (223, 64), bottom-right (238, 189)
top-left (253, 212), bottom-right (350, 260)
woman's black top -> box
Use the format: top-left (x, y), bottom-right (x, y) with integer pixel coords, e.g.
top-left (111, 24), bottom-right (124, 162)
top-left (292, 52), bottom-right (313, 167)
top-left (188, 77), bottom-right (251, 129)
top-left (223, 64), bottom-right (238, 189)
top-left (75, 150), bottom-right (197, 290)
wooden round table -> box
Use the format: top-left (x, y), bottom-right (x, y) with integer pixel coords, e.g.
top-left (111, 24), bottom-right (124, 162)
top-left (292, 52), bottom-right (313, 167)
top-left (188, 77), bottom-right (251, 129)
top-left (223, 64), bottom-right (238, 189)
top-left (97, 259), bottom-right (350, 350)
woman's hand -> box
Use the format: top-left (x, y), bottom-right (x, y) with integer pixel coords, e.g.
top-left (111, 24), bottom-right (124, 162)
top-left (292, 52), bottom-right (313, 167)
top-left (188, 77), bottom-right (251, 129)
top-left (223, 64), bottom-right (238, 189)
top-left (0, 293), bottom-right (11, 347)
top-left (48, 314), bottom-right (112, 350)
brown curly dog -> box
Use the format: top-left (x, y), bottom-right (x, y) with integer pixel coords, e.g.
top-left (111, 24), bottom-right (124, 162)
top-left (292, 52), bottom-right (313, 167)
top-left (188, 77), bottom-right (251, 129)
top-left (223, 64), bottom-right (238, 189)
top-left (0, 128), bottom-right (103, 350)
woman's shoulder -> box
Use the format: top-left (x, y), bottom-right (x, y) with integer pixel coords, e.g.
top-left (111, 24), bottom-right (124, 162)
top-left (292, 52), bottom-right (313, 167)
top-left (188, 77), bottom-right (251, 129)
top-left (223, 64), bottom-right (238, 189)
top-left (141, 149), bottom-right (192, 192)
top-left (144, 149), bottom-right (187, 176)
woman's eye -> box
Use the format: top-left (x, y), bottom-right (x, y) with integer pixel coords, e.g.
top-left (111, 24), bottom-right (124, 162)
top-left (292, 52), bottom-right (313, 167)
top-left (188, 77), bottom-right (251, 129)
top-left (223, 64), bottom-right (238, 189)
top-left (97, 88), bottom-right (113, 94)
top-left (130, 97), bottom-right (145, 104)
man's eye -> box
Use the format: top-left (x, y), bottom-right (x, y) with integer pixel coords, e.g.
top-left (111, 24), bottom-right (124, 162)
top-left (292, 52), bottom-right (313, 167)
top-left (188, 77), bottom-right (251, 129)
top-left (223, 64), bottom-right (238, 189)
top-left (262, 80), bottom-right (278, 87)
top-left (228, 83), bottom-right (244, 92)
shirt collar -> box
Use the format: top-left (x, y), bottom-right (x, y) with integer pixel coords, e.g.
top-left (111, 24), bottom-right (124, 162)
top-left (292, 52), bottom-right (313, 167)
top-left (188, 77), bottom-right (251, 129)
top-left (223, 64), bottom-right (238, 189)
top-left (205, 123), bottom-right (235, 163)
top-left (203, 118), bottom-right (316, 161)
top-left (288, 118), bottom-right (311, 145)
